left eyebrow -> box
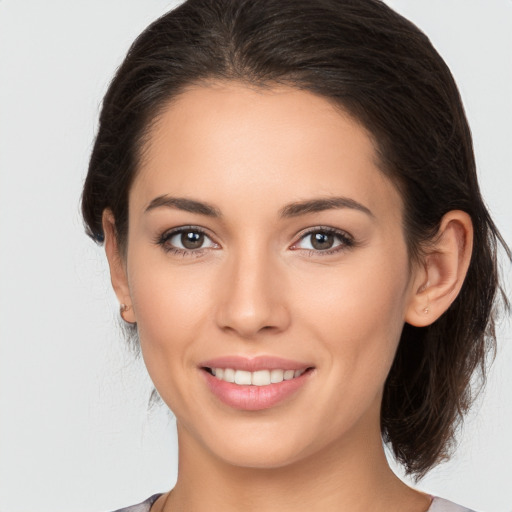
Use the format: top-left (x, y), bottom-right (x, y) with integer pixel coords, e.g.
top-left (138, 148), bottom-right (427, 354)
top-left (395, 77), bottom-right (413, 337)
top-left (279, 197), bottom-right (374, 218)
top-left (144, 195), bottom-right (222, 217)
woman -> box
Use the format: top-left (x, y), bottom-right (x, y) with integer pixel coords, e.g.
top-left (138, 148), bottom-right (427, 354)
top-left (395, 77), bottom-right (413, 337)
top-left (81, 0), bottom-right (510, 511)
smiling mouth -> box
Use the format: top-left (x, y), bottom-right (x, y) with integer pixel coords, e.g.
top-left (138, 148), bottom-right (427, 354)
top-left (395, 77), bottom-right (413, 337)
top-left (203, 367), bottom-right (312, 386)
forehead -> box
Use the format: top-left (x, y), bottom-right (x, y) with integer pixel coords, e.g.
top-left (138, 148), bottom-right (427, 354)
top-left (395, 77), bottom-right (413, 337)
top-left (132, 82), bottom-right (401, 220)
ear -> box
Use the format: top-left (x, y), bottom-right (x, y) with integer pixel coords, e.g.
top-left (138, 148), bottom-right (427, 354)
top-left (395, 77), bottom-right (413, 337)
top-left (405, 210), bottom-right (473, 327)
top-left (102, 209), bottom-right (136, 323)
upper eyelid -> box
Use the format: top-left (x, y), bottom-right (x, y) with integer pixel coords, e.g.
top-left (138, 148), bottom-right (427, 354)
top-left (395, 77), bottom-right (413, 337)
top-left (161, 225), bottom-right (214, 238)
top-left (293, 226), bottom-right (353, 241)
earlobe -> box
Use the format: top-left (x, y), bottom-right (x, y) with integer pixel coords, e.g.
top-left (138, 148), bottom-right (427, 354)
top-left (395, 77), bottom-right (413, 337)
top-left (102, 210), bottom-right (136, 323)
top-left (405, 210), bottom-right (473, 327)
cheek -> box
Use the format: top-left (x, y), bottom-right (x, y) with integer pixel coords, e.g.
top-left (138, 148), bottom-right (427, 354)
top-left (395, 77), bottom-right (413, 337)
top-left (294, 246), bottom-right (410, 380)
top-left (126, 259), bottom-right (222, 421)
top-left (126, 252), bottom-right (215, 378)
top-left (286, 251), bottom-right (411, 440)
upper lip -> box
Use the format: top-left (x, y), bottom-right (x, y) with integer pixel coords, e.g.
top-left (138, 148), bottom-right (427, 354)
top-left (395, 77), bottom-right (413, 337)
top-left (199, 355), bottom-right (312, 372)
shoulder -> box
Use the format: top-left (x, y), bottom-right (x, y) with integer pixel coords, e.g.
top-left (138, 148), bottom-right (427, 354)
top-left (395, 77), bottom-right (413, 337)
top-left (429, 497), bottom-right (477, 512)
top-left (110, 494), bottom-right (163, 512)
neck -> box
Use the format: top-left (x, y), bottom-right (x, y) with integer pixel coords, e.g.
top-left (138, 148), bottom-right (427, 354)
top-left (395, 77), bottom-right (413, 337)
top-left (159, 421), bottom-right (430, 512)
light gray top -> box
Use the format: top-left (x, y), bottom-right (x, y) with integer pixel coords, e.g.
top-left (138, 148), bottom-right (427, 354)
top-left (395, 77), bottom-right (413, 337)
top-left (429, 497), bottom-right (475, 512)
top-left (111, 494), bottom-right (476, 512)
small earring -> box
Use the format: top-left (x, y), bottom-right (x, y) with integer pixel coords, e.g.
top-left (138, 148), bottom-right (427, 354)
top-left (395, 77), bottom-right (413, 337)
top-left (423, 307), bottom-right (430, 314)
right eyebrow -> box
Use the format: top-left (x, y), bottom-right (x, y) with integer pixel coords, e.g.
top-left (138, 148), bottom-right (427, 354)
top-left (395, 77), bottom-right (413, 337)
top-left (279, 196), bottom-right (374, 219)
top-left (144, 195), bottom-right (222, 217)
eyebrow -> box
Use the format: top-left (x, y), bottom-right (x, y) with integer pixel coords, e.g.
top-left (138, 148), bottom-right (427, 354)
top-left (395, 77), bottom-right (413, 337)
top-left (144, 195), bottom-right (373, 219)
top-left (279, 197), bottom-right (374, 218)
top-left (145, 195), bottom-right (222, 217)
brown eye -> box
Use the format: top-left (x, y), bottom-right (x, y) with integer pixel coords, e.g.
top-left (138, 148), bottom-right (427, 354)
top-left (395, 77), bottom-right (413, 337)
top-left (181, 231), bottom-right (205, 249)
top-left (160, 227), bottom-right (218, 253)
top-left (292, 228), bottom-right (354, 254)
top-left (310, 232), bottom-right (334, 250)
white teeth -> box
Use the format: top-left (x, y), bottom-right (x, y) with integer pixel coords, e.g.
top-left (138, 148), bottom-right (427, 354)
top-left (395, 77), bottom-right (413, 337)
top-left (284, 370), bottom-right (295, 380)
top-left (252, 370), bottom-right (271, 386)
top-left (234, 370), bottom-right (252, 385)
top-left (270, 369), bottom-right (284, 383)
top-left (210, 367), bottom-right (307, 386)
top-left (223, 368), bottom-right (235, 383)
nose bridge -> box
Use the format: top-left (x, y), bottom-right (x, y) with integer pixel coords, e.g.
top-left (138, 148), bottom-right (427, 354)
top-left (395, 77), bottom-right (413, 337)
top-left (215, 239), bottom-right (289, 337)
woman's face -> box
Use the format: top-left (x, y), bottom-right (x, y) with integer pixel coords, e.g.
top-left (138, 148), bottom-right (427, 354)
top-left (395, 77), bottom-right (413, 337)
top-left (115, 83), bottom-right (423, 468)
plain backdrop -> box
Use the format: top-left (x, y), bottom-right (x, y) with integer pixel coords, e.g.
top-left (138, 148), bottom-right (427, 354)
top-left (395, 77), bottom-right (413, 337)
top-left (0, 1), bottom-right (511, 511)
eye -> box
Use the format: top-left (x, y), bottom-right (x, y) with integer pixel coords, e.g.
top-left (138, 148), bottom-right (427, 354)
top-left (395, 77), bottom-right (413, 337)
top-left (291, 227), bottom-right (354, 254)
top-left (169, 230), bottom-right (213, 250)
top-left (156, 226), bottom-right (219, 255)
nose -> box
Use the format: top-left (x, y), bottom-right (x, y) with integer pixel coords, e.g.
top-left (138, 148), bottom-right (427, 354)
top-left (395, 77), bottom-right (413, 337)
top-left (214, 246), bottom-right (291, 339)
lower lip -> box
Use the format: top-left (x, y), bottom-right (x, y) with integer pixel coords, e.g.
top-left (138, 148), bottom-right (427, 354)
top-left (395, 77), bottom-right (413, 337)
top-left (202, 369), bottom-right (312, 411)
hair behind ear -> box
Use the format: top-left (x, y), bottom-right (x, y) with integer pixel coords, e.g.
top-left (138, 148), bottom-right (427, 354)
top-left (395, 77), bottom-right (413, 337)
top-left (382, 208), bottom-right (508, 478)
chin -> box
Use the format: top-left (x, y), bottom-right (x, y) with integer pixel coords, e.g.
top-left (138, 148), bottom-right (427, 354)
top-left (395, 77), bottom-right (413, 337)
top-left (212, 441), bottom-right (306, 470)
top-left (183, 418), bottom-right (313, 470)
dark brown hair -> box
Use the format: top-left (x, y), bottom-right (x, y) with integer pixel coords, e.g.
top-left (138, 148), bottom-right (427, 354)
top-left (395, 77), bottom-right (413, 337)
top-left (81, 0), bottom-right (510, 477)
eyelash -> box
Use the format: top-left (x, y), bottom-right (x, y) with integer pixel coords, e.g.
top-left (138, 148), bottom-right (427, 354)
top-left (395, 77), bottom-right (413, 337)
top-left (154, 226), bottom-right (355, 257)
top-left (154, 226), bottom-right (216, 257)
top-left (291, 226), bottom-right (355, 256)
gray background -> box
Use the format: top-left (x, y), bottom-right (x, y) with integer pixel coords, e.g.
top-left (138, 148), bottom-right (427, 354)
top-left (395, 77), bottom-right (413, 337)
top-left (0, 1), bottom-right (511, 511)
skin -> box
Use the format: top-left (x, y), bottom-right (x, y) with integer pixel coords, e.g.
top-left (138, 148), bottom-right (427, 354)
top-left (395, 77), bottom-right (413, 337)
top-left (104, 83), bottom-right (473, 512)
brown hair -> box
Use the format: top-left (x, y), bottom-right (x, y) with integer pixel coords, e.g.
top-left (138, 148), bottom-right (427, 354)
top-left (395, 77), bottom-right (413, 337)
top-left (81, 0), bottom-right (510, 477)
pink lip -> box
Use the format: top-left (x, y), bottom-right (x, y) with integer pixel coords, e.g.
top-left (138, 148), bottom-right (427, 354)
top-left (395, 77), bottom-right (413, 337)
top-left (199, 355), bottom-right (310, 372)
top-left (199, 355), bottom-right (314, 411)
